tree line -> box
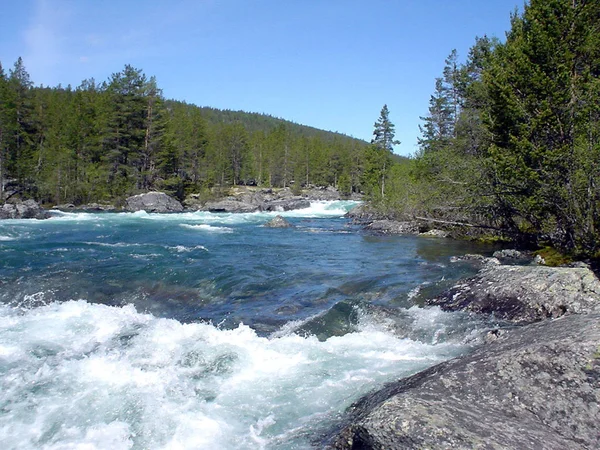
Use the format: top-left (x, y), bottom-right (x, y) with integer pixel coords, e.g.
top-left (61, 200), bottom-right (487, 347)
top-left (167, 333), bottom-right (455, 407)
top-left (375, 0), bottom-right (600, 257)
top-left (0, 61), bottom-right (378, 205)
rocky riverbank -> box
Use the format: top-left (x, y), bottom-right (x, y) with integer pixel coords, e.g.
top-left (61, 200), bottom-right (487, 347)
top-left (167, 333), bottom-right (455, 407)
top-left (327, 256), bottom-right (600, 449)
top-left (46, 186), bottom-right (356, 215)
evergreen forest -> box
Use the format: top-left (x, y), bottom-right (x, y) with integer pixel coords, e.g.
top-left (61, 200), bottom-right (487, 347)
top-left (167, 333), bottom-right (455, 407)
top-left (377, 0), bottom-right (600, 257)
top-left (0, 62), bottom-right (374, 206)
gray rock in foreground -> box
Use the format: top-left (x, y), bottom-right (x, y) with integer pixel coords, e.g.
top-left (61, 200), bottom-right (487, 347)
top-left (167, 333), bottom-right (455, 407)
top-left (264, 215), bottom-right (293, 228)
top-left (124, 192), bottom-right (183, 213)
top-left (0, 199), bottom-right (50, 220)
top-left (330, 313), bottom-right (600, 449)
top-left (428, 264), bottom-right (600, 324)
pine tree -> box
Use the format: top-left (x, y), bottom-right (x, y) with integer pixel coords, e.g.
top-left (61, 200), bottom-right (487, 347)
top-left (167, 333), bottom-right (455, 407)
top-left (366, 104), bottom-right (399, 199)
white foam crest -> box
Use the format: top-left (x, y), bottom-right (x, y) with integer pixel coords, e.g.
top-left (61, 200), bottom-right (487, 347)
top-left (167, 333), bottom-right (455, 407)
top-left (169, 245), bottom-right (209, 253)
top-left (0, 300), bottom-right (467, 450)
top-left (46, 210), bottom-right (102, 222)
top-left (181, 224), bottom-right (234, 233)
top-left (0, 235), bottom-right (16, 241)
top-left (280, 200), bottom-right (360, 218)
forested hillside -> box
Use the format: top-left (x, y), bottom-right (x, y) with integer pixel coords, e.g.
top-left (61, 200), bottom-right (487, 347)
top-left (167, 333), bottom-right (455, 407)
top-left (377, 0), bottom-right (600, 257)
top-left (0, 62), bottom-right (371, 205)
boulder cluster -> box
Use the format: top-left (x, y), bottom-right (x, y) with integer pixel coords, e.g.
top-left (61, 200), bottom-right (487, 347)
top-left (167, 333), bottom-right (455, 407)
top-left (329, 256), bottom-right (600, 449)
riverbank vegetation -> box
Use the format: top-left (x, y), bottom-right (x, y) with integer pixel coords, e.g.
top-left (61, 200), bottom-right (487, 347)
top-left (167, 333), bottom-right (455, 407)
top-left (373, 0), bottom-right (600, 257)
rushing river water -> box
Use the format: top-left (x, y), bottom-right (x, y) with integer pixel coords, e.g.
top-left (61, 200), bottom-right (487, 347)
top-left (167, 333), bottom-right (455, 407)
top-left (0, 201), bottom-right (500, 449)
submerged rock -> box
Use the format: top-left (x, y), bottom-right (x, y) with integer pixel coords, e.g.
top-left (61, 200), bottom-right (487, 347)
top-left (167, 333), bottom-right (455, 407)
top-left (330, 313), bottom-right (600, 449)
top-left (0, 199), bottom-right (50, 220)
top-left (428, 264), bottom-right (600, 324)
top-left (264, 215), bottom-right (293, 228)
top-left (124, 192), bottom-right (183, 213)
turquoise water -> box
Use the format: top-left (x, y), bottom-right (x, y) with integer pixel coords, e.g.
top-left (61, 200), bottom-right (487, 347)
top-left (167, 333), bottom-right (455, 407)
top-left (0, 201), bottom-right (496, 449)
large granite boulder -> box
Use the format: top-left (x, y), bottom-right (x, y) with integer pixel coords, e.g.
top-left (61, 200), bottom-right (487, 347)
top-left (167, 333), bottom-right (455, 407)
top-left (331, 313), bottom-right (600, 449)
top-left (0, 199), bottom-right (50, 220)
top-left (124, 192), bottom-right (183, 213)
top-left (428, 264), bottom-right (600, 324)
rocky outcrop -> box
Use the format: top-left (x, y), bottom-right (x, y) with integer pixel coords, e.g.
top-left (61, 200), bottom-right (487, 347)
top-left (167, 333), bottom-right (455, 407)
top-left (201, 199), bottom-right (260, 213)
top-left (344, 204), bottom-right (386, 223)
top-left (331, 313), bottom-right (600, 449)
top-left (263, 198), bottom-right (310, 212)
top-left (0, 199), bottom-right (50, 220)
top-left (196, 188), bottom-right (311, 213)
top-left (365, 220), bottom-right (421, 235)
top-left (124, 192), bottom-right (183, 213)
top-left (428, 264), bottom-right (600, 324)
top-left (327, 259), bottom-right (600, 449)
top-left (264, 215), bottom-right (293, 228)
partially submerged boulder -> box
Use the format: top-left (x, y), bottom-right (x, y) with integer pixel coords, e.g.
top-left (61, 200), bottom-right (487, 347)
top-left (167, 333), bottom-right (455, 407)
top-left (124, 192), bottom-right (183, 213)
top-left (331, 313), bottom-right (600, 449)
top-left (428, 264), bottom-right (600, 324)
top-left (264, 215), bottom-right (293, 228)
top-left (0, 199), bottom-right (50, 220)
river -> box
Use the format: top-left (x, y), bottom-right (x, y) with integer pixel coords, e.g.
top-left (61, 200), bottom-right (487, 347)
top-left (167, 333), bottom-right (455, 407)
top-left (0, 201), bottom-right (499, 449)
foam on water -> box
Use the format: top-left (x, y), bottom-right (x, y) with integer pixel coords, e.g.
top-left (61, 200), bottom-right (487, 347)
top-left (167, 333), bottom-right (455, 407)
top-left (0, 300), bottom-right (471, 450)
top-left (181, 224), bottom-right (234, 233)
top-left (32, 201), bottom-right (360, 227)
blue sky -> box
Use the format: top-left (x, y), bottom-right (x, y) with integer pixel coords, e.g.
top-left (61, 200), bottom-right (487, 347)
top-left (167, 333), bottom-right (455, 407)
top-left (0, 0), bottom-right (524, 155)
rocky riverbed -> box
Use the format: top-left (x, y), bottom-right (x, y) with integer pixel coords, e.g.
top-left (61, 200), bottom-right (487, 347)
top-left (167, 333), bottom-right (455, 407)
top-left (327, 257), bottom-right (600, 449)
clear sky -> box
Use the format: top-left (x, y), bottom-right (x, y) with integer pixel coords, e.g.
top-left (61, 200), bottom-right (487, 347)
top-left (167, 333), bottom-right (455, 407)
top-left (0, 0), bottom-right (524, 155)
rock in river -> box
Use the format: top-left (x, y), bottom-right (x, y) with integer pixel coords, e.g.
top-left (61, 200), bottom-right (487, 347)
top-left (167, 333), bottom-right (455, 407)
top-left (0, 199), bottom-right (50, 220)
top-left (264, 215), bottom-right (293, 228)
top-left (331, 313), bottom-right (600, 449)
top-left (428, 264), bottom-right (600, 324)
top-left (124, 192), bottom-right (183, 213)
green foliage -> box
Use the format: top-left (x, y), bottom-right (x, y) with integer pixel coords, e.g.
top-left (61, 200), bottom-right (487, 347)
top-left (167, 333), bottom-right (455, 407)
top-left (534, 247), bottom-right (573, 267)
top-left (0, 60), bottom-right (369, 205)
top-left (381, 0), bottom-right (600, 256)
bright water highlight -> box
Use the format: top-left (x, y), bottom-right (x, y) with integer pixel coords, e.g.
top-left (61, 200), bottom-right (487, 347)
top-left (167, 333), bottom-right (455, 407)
top-left (0, 201), bottom-right (497, 449)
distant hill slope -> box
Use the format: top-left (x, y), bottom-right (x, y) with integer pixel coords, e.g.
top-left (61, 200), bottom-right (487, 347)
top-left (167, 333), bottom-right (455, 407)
top-left (167, 101), bottom-right (367, 144)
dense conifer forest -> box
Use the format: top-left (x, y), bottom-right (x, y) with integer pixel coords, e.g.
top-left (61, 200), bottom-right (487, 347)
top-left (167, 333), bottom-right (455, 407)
top-left (0, 62), bottom-right (376, 206)
top-left (378, 0), bottom-right (600, 257)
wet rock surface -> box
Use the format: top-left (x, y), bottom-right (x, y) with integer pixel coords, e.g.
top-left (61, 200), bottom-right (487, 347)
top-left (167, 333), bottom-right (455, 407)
top-left (0, 199), bottom-right (50, 220)
top-left (428, 264), bottom-right (600, 324)
top-left (330, 313), bottom-right (600, 450)
top-left (264, 215), bottom-right (293, 228)
top-left (327, 259), bottom-right (600, 449)
top-left (124, 192), bottom-right (184, 213)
